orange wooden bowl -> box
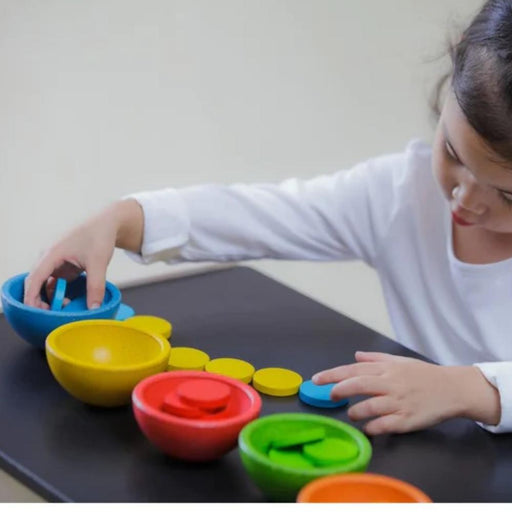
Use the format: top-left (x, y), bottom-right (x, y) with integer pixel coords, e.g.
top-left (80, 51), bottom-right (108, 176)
top-left (297, 473), bottom-right (432, 503)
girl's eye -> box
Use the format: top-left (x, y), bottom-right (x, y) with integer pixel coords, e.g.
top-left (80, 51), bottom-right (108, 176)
top-left (499, 191), bottom-right (512, 206)
top-left (444, 141), bottom-right (459, 162)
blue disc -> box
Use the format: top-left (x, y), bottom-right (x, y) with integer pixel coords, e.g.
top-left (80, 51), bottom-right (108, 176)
top-left (299, 380), bottom-right (349, 409)
top-left (62, 296), bottom-right (108, 312)
top-left (50, 278), bottom-right (67, 311)
top-left (115, 303), bottom-right (136, 320)
top-left (62, 297), bottom-right (130, 316)
top-left (62, 296), bottom-right (87, 312)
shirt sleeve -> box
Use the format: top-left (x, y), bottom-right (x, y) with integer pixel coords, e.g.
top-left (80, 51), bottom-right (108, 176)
top-left (124, 151), bottom-right (406, 267)
top-left (473, 362), bottom-right (512, 433)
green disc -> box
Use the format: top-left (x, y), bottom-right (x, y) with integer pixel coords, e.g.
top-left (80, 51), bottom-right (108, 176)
top-left (270, 427), bottom-right (326, 449)
top-left (268, 448), bottom-right (315, 469)
top-left (302, 437), bottom-right (360, 466)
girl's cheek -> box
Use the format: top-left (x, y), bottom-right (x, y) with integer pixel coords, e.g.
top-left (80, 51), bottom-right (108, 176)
top-left (438, 154), bottom-right (457, 187)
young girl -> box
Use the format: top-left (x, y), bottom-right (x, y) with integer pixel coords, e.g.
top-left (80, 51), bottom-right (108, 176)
top-left (24, 0), bottom-right (512, 436)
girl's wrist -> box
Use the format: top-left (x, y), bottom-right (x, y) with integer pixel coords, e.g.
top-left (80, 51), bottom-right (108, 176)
top-left (448, 366), bottom-right (501, 426)
top-left (110, 199), bottom-right (145, 252)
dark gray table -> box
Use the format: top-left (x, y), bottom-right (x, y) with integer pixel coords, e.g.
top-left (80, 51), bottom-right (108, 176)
top-left (0, 266), bottom-right (511, 502)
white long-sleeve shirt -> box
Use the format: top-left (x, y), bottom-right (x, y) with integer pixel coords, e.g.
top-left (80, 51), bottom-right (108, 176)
top-left (126, 139), bottom-right (512, 433)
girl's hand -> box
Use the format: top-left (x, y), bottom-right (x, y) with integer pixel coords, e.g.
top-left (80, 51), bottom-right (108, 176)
top-left (312, 351), bottom-right (501, 435)
top-left (24, 199), bottom-right (144, 310)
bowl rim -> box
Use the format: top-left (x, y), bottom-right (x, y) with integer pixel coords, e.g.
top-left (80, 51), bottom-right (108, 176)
top-left (296, 472), bottom-right (432, 502)
top-left (46, 319), bottom-right (170, 372)
top-left (238, 412), bottom-right (372, 476)
top-left (132, 370), bottom-right (262, 428)
top-left (1, 272), bottom-right (121, 316)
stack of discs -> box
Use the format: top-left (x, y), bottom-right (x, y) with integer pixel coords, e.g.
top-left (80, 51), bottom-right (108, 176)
top-left (160, 378), bottom-right (232, 420)
top-left (266, 426), bottom-right (359, 469)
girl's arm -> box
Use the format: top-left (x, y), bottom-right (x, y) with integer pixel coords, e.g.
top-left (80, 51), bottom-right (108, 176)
top-left (122, 152), bottom-right (406, 267)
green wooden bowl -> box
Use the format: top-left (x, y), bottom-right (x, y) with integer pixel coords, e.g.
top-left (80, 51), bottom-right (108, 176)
top-left (238, 413), bottom-right (372, 501)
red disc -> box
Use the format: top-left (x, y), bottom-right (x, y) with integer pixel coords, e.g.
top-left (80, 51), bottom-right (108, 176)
top-left (161, 392), bottom-right (205, 419)
top-left (177, 379), bottom-right (232, 411)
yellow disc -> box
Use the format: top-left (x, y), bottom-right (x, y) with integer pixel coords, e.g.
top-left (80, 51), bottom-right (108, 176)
top-left (205, 358), bottom-right (255, 384)
top-left (252, 367), bottom-right (303, 397)
top-left (124, 315), bottom-right (172, 339)
top-left (168, 347), bottom-right (210, 371)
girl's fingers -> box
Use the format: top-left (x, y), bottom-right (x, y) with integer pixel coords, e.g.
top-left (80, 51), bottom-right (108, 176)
top-left (84, 260), bottom-right (107, 309)
top-left (34, 296), bottom-right (50, 310)
top-left (24, 263), bottom-right (54, 307)
top-left (363, 413), bottom-right (403, 436)
top-left (347, 396), bottom-right (396, 422)
top-left (312, 362), bottom-right (383, 385)
top-left (25, 257), bottom-right (84, 309)
top-left (45, 276), bottom-right (56, 301)
top-left (330, 375), bottom-right (389, 401)
top-left (24, 252), bottom-right (66, 307)
top-left (355, 351), bottom-right (396, 363)
top-left (355, 351), bottom-right (413, 364)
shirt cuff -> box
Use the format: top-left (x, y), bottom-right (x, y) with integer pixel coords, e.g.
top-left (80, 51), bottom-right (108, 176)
top-left (473, 362), bottom-right (512, 433)
top-left (122, 188), bottom-right (190, 264)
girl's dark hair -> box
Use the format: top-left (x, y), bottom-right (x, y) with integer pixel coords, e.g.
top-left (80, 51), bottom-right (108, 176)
top-left (435, 0), bottom-right (512, 161)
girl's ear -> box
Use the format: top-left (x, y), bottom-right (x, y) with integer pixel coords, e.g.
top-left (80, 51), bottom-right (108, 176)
top-left (496, 48), bottom-right (512, 61)
top-left (430, 73), bottom-right (451, 120)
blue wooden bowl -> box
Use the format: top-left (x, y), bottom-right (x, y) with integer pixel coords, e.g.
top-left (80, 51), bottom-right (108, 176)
top-left (1, 272), bottom-right (122, 349)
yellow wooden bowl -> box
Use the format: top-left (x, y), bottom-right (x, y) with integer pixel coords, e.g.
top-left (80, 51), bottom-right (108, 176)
top-left (46, 320), bottom-right (170, 407)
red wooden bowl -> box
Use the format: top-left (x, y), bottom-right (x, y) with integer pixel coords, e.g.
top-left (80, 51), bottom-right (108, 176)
top-left (132, 370), bottom-right (262, 461)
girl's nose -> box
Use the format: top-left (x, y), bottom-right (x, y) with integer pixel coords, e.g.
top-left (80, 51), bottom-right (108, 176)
top-left (451, 184), bottom-right (486, 215)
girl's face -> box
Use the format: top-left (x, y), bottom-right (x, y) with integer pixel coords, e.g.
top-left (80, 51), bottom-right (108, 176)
top-left (432, 91), bottom-right (512, 233)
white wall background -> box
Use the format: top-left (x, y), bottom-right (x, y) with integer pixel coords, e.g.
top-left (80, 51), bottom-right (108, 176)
top-left (1, 0), bottom-right (482, 335)
top-left (0, 0), bottom-right (487, 502)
